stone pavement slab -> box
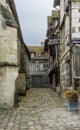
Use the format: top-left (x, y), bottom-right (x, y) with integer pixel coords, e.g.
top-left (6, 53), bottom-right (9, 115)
top-left (0, 88), bottom-right (80, 130)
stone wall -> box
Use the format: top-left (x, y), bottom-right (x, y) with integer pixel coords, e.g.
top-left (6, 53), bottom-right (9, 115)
top-left (0, 0), bottom-right (30, 108)
top-left (0, 66), bottom-right (18, 108)
top-left (0, 0), bottom-right (6, 5)
top-left (60, 0), bottom-right (80, 91)
top-left (0, 1), bottom-right (18, 108)
top-left (60, 0), bottom-right (65, 25)
top-left (72, 2), bottom-right (80, 38)
top-left (0, 27), bottom-right (18, 64)
top-left (15, 40), bottom-right (30, 95)
top-left (0, 26), bottom-right (18, 108)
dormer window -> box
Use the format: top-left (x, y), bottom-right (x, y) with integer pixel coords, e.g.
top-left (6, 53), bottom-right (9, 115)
top-left (39, 52), bottom-right (44, 58)
top-left (30, 52), bottom-right (35, 58)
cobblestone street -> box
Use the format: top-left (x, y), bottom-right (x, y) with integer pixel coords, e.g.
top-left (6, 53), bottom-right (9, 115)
top-left (0, 88), bottom-right (80, 130)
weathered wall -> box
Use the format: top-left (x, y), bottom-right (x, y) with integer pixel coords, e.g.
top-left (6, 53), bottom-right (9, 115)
top-left (0, 0), bottom-right (30, 108)
top-left (0, 2), bottom-right (18, 108)
top-left (60, 0), bottom-right (80, 90)
top-left (0, 27), bottom-right (18, 108)
top-left (72, 2), bottom-right (80, 38)
top-left (0, 27), bottom-right (18, 64)
top-left (60, 0), bottom-right (65, 25)
top-left (15, 73), bottom-right (26, 95)
top-left (0, 0), bottom-right (6, 5)
top-left (24, 50), bottom-right (30, 89)
top-left (0, 66), bottom-right (18, 108)
top-left (16, 40), bottom-right (30, 95)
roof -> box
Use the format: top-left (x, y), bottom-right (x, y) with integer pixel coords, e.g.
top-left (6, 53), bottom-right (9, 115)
top-left (28, 46), bottom-right (48, 59)
top-left (52, 10), bottom-right (59, 19)
top-left (28, 46), bottom-right (44, 53)
top-left (0, 4), bottom-right (17, 27)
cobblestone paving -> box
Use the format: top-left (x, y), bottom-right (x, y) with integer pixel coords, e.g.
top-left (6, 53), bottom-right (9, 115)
top-left (0, 88), bottom-right (80, 130)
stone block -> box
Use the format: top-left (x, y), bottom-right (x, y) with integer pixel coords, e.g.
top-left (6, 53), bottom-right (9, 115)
top-left (0, 66), bottom-right (18, 109)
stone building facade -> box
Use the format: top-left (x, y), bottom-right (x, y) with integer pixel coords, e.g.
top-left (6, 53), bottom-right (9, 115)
top-left (59, 0), bottom-right (80, 91)
top-left (44, 9), bottom-right (60, 92)
top-left (28, 45), bottom-right (49, 88)
top-left (0, 0), bottom-right (30, 108)
top-left (44, 0), bottom-right (80, 93)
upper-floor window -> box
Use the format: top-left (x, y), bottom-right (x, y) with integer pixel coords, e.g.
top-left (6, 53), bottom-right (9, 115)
top-left (39, 63), bottom-right (44, 71)
top-left (79, 27), bottom-right (80, 32)
top-left (72, 27), bottom-right (75, 33)
top-left (30, 62), bottom-right (36, 73)
top-left (30, 52), bottom-right (35, 58)
top-left (38, 52), bottom-right (44, 58)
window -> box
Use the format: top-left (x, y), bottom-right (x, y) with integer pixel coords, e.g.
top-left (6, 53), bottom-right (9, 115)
top-left (30, 52), bottom-right (35, 58)
top-left (74, 45), bottom-right (80, 77)
top-left (39, 63), bottom-right (44, 71)
top-left (72, 27), bottom-right (75, 33)
top-left (66, 60), bottom-right (71, 87)
top-left (79, 27), bottom-right (80, 32)
top-left (79, 18), bottom-right (80, 22)
top-left (38, 52), bottom-right (44, 58)
top-left (30, 63), bottom-right (36, 74)
top-left (79, 9), bottom-right (80, 12)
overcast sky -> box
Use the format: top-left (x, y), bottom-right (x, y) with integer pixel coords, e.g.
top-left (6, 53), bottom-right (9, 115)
top-left (14, 0), bottom-right (53, 46)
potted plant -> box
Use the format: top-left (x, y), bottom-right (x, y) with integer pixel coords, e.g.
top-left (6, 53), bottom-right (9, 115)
top-left (64, 90), bottom-right (79, 111)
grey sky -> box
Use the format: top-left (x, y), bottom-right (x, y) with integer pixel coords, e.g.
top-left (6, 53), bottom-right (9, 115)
top-left (14, 0), bottom-right (53, 46)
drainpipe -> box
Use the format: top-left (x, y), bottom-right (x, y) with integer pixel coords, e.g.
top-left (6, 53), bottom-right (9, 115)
top-left (69, 1), bottom-right (74, 89)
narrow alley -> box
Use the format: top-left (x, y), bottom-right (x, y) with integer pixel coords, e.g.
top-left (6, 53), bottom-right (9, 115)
top-left (0, 88), bottom-right (80, 130)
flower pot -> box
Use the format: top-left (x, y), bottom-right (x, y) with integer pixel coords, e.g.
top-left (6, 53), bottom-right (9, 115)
top-left (68, 101), bottom-right (79, 111)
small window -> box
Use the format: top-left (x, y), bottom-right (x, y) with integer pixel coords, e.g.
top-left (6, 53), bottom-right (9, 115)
top-left (30, 52), bottom-right (35, 58)
top-left (39, 63), bottom-right (44, 71)
top-left (38, 52), bottom-right (44, 58)
top-left (72, 27), bottom-right (75, 33)
top-left (79, 27), bottom-right (80, 32)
